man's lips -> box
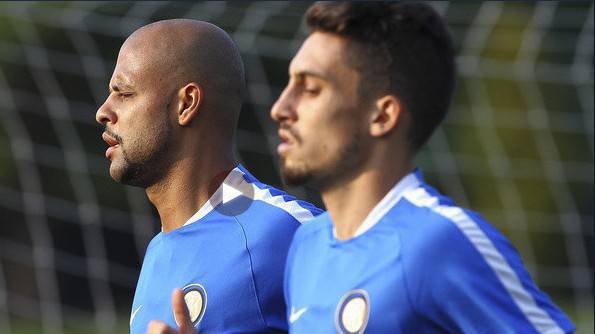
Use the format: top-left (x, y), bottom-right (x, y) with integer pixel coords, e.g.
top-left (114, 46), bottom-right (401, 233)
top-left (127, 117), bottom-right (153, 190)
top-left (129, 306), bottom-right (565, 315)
top-left (277, 129), bottom-right (295, 155)
top-left (102, 132), bottom-right (120, 159)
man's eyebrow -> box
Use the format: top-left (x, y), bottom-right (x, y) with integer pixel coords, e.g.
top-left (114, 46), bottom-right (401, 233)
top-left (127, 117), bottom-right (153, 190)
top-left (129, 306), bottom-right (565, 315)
top-left (292, 70), bottom-right (328, 82)
top-left (109, 81), bottom-right (134, 93)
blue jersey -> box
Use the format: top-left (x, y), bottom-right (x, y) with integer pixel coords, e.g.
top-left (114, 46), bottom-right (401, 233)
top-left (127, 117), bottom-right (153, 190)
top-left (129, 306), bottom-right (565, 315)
top-left (285, 169), bottom-right (574, 334)
top-left (130, 164), bottom-right (322, 334)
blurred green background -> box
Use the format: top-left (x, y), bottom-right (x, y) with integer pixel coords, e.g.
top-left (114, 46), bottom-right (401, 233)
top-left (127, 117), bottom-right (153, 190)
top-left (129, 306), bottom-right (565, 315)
top-left (0, 1), bottom-right (592, 333)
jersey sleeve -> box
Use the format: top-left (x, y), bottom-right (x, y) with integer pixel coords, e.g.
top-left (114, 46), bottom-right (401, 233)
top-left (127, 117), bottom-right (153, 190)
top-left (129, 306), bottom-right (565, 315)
top-left (402, 210), bottom-right (575, 334)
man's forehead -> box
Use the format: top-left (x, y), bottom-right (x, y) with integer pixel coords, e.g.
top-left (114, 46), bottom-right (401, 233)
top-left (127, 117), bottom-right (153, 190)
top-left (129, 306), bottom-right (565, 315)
top-left (109, 71), bottom-right (134, 88)
top-left (289, 32), bottom-right (350, 80)
top-left (116, 43), bottom-right (147, 71)
top-left (109, 43), bottom-right (155, 88)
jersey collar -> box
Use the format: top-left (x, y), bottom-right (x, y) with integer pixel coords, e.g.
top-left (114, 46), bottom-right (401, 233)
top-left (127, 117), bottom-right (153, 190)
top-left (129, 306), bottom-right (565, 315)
top-left (333, 169), bottom-right (422, 239)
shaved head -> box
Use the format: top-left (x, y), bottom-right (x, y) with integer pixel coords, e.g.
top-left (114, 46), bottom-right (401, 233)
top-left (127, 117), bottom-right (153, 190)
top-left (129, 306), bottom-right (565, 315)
top-left (122, 19), bottom-right (245, 130)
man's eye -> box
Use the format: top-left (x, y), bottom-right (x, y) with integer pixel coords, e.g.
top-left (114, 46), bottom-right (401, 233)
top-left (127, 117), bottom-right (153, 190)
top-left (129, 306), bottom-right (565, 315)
top-left (304, 87), bottom-right (320, 95)
top-left (120, 92), bottom-right (133, 98)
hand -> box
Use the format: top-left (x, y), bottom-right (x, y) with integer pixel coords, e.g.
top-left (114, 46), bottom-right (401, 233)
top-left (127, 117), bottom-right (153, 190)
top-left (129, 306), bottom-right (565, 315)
top-left (146, 289), bottom-right (199, 334)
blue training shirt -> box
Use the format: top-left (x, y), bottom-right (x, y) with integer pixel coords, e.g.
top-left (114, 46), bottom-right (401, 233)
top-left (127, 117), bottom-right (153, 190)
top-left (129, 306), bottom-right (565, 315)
top-left (285, 169), bottom-right (574, 334)
top-left (130, 164), bottom-right (322, 333)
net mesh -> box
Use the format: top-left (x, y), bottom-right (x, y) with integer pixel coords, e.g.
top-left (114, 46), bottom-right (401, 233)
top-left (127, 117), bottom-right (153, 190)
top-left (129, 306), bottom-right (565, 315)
top-left (0, 1), bottom-right (592, 333)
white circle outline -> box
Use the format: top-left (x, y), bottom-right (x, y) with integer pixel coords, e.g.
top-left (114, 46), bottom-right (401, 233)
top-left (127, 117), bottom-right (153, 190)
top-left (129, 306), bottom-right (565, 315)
top-left (175, 283), bottom-right (208, 327)
top-left (334, 289), bottom-right (370, 334)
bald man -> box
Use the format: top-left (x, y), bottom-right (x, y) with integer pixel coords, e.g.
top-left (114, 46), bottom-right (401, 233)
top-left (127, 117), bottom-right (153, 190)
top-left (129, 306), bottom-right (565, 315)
top-left (96, 19), bottom-right (321, 334)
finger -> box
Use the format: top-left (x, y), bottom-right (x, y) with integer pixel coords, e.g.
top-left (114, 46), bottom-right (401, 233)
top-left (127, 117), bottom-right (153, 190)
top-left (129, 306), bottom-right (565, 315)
top-left (147, 320), bottom-right (177, 334)
top-left (172, 288), bottom-right (194, 332)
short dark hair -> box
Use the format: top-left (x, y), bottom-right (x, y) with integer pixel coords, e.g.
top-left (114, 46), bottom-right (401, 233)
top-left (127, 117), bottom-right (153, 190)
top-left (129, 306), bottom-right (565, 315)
top-left (306, 1), bottom-right (456, 150)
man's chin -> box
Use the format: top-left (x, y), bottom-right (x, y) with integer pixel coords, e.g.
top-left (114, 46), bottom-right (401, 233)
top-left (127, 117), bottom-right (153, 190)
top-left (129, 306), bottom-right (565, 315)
top-left (109, 164), bottom-right (127, 184)
top-left (280, 163), bottom-right (313, 187)
top-left (280, 158), bottom-right (341, 191)
top-left (109, 163), bottom-right (145, 187)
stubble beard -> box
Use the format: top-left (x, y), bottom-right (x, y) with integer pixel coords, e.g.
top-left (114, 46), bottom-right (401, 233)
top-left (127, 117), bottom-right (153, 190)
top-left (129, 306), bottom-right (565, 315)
top-left (280, 131), bottom-right (365, 191)
top-left (110, 116), bottom-right (174, 188)
top-left (280, 157), bottom-right (314, 187)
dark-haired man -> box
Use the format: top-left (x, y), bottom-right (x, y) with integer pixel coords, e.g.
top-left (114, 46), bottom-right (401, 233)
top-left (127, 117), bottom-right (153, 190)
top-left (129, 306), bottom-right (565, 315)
top-left (272, 2), bottom-right (574, 333)
top-left (96, 19), bottom-right (321, 333)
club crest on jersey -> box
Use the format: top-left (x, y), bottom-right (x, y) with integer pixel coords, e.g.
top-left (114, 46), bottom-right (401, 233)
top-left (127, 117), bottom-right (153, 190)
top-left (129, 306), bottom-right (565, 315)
top-left (177, 284), bottom-right (207, 327)
top-left (335, 289), bottom-right (370, 334)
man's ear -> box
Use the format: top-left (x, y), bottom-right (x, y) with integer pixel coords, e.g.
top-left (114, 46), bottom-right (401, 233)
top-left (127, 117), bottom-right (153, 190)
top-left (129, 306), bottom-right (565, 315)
top-left (177, 82), bottom-right (202, 126)
top-left (369, 95), bottom-right (401, 137)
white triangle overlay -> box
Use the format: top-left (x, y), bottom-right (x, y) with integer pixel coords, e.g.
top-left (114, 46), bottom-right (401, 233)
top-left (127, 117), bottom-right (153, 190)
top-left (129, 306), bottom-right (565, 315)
top-left (182, 165), bottom-right (317, 226)
top-left (222, 181), bottom-right (243, 204)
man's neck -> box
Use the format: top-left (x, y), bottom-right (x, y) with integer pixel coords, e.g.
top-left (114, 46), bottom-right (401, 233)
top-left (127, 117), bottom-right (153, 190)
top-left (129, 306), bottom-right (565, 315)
top-left (146, 154), bottom-right (236, 233)
top-left (322, 160), bottom-right (412, 241)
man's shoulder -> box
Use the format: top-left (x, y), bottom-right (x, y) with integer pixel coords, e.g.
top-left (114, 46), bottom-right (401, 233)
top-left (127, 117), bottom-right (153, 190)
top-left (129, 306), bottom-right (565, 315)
top-left (393, 181), bottom-right (499, 256)
top-left (396, 180), bottom-right (529, 281)
top-left (234, 165), bottom-right (323, 224)
top-left (223, 166), bottom-right (323, 249)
